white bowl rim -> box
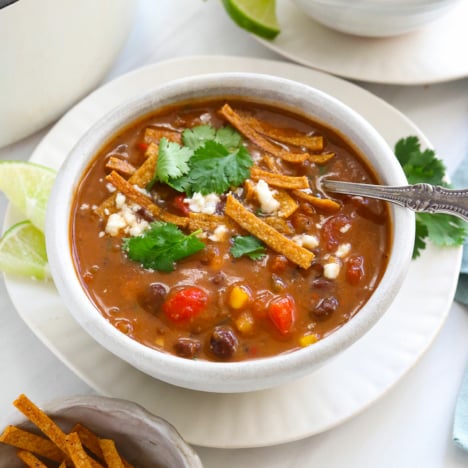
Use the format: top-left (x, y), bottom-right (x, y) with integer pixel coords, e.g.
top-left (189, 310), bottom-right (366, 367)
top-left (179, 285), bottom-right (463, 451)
top-left (46, 72), bottom-right (415, 393)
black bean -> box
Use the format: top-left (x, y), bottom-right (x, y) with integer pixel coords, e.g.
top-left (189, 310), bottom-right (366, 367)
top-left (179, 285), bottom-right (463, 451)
top-left (174, 338), bottom-right (201, 359)
top-left (312, 296), bottom-right (339, 320)
top-left (209, 326), bottom-right (238, 360)
top-left (311, 278), bottom-right (333, 290)
top-left (138, 283), bottom-right (168, 315)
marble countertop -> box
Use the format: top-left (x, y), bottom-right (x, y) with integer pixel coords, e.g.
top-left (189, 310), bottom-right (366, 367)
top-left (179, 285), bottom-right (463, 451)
top-left (1, 1), bottom-right (467, 466)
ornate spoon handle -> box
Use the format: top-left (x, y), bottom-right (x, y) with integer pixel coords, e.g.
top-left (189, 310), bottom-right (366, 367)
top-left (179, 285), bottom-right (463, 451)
top-left (322, 180), bottom-right (468, 222)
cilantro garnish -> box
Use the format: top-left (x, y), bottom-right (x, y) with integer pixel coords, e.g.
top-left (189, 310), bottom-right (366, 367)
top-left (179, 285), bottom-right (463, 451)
top-left (147, 124), bottom-right (251, 195)
top-left (395, 136), bottom-right (467, 258)
top-left (122, 221), bottom-right (205, 272)
top-left (230, 235), bottom-right (266, 260)
top-left (146, 138), bottom-right (192, 190)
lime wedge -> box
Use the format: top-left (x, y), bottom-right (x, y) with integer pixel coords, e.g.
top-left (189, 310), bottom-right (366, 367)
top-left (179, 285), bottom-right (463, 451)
top-left (222, 0), bottom-right (280, 39)
top-left (0, 220), bottom-right (49, 280)
top-left (0, 161), bottom-right (56, 232)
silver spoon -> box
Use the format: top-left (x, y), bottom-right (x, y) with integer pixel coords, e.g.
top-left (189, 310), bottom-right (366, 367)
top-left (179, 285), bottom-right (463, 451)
top-left (321, 179), bottom-right (468, 222)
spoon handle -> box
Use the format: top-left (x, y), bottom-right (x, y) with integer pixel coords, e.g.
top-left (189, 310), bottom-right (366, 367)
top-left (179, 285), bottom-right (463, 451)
top-left (322, 180), bottom-right (468, 222)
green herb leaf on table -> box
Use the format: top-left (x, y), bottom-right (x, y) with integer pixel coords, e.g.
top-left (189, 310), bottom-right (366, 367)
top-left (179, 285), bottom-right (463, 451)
top-left (395, 136), bottom-right (468, 258)
top-left (146, 138), bottom-right (192, 189)
top-left (231, 235), bottom-right (266, 260)
top-left (123, 221), bottom-right (205, 272)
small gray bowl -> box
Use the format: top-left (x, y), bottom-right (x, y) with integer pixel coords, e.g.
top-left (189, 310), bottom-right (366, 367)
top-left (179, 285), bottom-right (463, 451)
top-left (0, 395), bottom-right (202, 467)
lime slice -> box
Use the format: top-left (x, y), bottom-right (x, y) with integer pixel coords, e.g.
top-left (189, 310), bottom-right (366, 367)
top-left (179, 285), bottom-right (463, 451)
top-left (0, 161), bottom-right (56, 232)
top-left (0, 220), bottom-right (49, 280)
top-left (222, 0), bottom-right (280, 39)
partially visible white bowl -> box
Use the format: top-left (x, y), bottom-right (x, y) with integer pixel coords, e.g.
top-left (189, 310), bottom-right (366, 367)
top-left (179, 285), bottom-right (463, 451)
top-left (46, 72), bottom-right (415, 393)
top-left (0, 395), bottom-right (202, 467)
top-left (292, 0), bottom-right (461, 37)
top-left (0, 0), bottom-right (134, 148)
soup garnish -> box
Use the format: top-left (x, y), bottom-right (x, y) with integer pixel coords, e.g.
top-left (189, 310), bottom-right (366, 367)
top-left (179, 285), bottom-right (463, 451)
top-left (71, 98), bottom-right (391, 362)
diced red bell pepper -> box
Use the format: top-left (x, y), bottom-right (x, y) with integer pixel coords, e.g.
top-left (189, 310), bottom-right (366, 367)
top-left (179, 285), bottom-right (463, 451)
top-left (137, 142), bottom-right (149, 152)
top-left (172, 194), bottom-right (190, 216)
top-left (268, 295), bottom-right (296, 335)
top-left (163, 287), bottom-right (208, 323)
top-left (346, 255), bottom-right (365, 285)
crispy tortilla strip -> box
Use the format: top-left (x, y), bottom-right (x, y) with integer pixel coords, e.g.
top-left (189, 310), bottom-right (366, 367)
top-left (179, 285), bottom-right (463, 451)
top-left (99, 439), bottom-right (125, 468)
top-left (309, 152), bottom-right (335, 165)
top-left (275, 191), bottom-right (298, 218)
top-left (219, 104), bottom-right (308, 163)
top-left (188, 212), bottom-right (238, 233)
top-left (97, 143), bottom-right (158, 217)
top-left (70, 423), bottom-right (133, 468)
top-left (250, 167), bottom-right (309, 190)
top-left (144, 127), bottom-right (182, 145)
top-left (243, 179), bottom-right (256, 201)
top-left (16, 450), bottom-right (48, 468)
top-left (261, 154), bottom-right (279, 172)
top-left (65, 432), bottom-right (95, 468)
top-left (105, 157), bottom-right (136, 177)
top-left (0, 425), bottom-right (64, 462)
top-left (292, 190), bottom-right (341, 212)
top-left (13, 394), bottom-right (69, 458)
top-left (225, 195), bottom-right (314, 269)
top-left (105, 171), bottom-right (188, 227)
top-left (240, 114), bottom-right (324, 151)
top-left (263, 217), bottom-right (294, 235)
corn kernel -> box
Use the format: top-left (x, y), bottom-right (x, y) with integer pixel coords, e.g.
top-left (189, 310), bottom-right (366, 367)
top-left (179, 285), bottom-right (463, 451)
top-left (299, 333), bottom-right (318, 347)
top-left (235, 312), bottom-right (255, 334)
top-left (154, 336), bottom-right (165, 347)
top-left (229, 285), bottom-right (251, 310)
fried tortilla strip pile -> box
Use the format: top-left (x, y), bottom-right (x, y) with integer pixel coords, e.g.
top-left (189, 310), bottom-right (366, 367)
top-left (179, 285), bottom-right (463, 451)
top-left (250, 166), bottom-right (309, 190)
top-left (225, 194), bottom-right (314, 269)
top-left (65, 432), bottom-right (94, 468)
top-left (219, 104), bottom-right (308, 163)
top-left (144, 127), bottom-right (182, 145)
top-left (96, 142), bottom-right (159, 217)
top-left (105, 157), bottom-right (136, 177)
top-left (105, 171), bottom-right (188, 228)
top-left (292, 190), bottom-right (341, 212)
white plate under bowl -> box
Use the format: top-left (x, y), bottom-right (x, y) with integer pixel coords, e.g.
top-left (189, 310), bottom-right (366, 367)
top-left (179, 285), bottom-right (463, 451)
top-left (3, 56), bottom-right (462, 448)
top-left (254, 0), bottom-right (468, 85)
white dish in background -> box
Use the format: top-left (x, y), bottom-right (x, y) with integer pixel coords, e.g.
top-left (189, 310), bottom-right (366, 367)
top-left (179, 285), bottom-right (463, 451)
top-left (3, 56), bottom-right (462, 448)
top-left (255, 0), bottom-right (468, 84)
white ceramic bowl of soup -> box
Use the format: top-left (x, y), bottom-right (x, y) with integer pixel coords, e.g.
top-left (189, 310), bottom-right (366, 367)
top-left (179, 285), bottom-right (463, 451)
top-left (0, 395), bottom-right (202, 467)
top-left (46, 73), bottom-right (415, 393)
top-left (292, 0), bottom-right (461, 37)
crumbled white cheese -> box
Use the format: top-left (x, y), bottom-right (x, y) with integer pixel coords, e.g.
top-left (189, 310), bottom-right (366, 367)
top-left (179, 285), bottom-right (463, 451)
top-left (79, 203), bottom-right (90, 211)
top-left (339, 223), bottom-right (351, 234)
top-left (133, 184), bottom-right (150, 196)
top-left (106, 182), bottom-right (116, 193)
top-left (323, 260), bottom-right (341, 279)
top-left (293, 234), bottom-right (319, 250)
top-left (208, 225), bottom-right (228, 242)
top-left (184, 192), bottom-right (220, 214)
top-left (255, 179), bottom-right (280, 214)
top-left (335, 243), bottom-right (351, 258)
top-left (199, 112), bottom-right (211, 123)
top-left (104, 197), bottom-right (149, 237)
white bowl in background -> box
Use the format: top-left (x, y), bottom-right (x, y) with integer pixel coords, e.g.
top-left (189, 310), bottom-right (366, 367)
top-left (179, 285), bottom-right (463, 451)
top-left (292, 0), bottom-right (461, 37)
top-left (46, 72), bottom-right (415, 393)
top-left (0, 0), bottom-right (134, 148)
top-left (0, 395), bottom-right (202, 467)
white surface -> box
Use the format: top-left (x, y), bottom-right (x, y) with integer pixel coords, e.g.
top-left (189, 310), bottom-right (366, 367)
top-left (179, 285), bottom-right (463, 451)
top-left (0, 0), bottom-right (467, 466)
top-left (257, 0), bottom-right (468, 84)
top-left (0, 0), bottom-right (135, 148)
top-left (4, 56), bottom-right (443, 446)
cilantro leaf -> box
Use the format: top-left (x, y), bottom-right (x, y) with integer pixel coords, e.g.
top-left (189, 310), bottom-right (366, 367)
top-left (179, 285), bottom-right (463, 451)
top-left (182, 125), bottom-right (216, 150)
top-left (395, 136), bottom-right (468, 259)
top-left (123, 222), bottom-right (205, 272)
top-left (182, 125), bottom-right (242, 151)
top-left (170, 141), bottom-right (253, 195)
top-left (230, 235), bottom-right (266, 260)
top-left (147, 138), bottom-right (192, 189)
top-left (395, 136), bottom-right (448, 186)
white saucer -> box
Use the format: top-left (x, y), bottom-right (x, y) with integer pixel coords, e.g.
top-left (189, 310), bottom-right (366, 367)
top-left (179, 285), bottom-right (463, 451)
top-left (4, 56), bottom-right (462, 448)
top-left (254, 0), bottom-right (468, 85)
